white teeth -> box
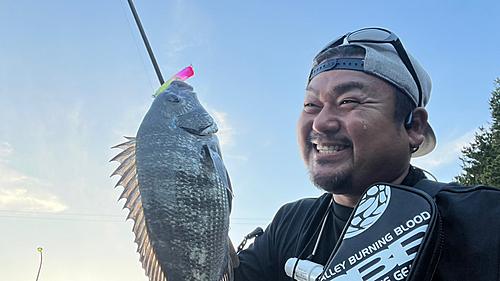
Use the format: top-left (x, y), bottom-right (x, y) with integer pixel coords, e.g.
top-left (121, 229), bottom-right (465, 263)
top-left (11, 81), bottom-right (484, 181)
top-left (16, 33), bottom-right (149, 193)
top-left (316, 144), bottom-right (346, 154)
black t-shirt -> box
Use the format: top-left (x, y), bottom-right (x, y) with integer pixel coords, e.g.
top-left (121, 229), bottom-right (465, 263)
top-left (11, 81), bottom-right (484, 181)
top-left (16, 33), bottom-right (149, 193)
top-left (235, 167), bottom-right (500, 280)
top-left (235, 167), bottom-right (425, 281)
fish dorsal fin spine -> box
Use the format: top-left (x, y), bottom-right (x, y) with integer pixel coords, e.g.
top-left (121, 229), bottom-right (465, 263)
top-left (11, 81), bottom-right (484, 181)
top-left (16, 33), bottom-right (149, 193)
top-left (111, 137), bottom-right (166, 281)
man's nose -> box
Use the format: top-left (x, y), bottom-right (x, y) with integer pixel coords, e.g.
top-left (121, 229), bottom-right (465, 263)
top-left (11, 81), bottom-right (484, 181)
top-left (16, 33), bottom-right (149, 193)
top-left (312, 108), bottom-right (341, 134)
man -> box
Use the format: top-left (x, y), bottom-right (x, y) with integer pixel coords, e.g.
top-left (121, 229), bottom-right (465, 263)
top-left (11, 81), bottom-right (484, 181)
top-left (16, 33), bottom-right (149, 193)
top-left (231, 27), bottom-right (500, 280)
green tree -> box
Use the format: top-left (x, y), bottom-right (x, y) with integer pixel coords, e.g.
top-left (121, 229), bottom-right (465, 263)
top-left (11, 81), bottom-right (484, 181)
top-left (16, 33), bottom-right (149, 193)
top-left (455, 78), bottom-right (500, 187)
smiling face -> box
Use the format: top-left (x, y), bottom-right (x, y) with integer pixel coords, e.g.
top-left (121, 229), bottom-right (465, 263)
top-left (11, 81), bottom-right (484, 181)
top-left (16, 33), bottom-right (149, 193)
top-left (297, 69), bottom-right (412, 205)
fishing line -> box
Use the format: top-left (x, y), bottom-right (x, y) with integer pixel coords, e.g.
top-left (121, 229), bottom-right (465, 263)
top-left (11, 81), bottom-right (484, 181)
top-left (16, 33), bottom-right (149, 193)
top-left (126, 0), bottom-right (165, 85)
top-left (118, 0), bottom-right (154, 92)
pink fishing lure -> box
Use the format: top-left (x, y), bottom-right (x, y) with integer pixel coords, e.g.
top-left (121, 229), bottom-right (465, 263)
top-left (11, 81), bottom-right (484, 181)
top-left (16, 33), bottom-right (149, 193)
top-left (154, 65), bottom-right (194, 97)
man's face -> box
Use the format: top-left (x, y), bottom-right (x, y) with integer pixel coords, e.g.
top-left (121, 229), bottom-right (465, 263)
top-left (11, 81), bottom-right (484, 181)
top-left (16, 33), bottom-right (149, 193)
top-left (297, 69), bottom-right (411, 198)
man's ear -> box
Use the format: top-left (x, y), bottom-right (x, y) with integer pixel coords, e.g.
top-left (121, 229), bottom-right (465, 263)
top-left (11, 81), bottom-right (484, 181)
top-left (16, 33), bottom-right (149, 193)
top-left (407, 107), bottom-right (428, 147)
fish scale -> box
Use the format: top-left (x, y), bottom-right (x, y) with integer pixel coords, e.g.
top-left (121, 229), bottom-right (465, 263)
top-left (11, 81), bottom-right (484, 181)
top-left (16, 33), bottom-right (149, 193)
top-left (111, 81), bottom-right (233, 281)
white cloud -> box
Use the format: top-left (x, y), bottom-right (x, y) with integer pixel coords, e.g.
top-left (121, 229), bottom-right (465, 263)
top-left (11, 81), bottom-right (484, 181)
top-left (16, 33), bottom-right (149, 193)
top-left (0, 142), bottom-right (12, 155)
top-left (0, 142), bottom-right (68, 212)
top-left (210, 109), bottom-right (235, 147)
top-left (411, 128), bottom-right (478, 170)
top-left (204, 106), bottom-right (250, 162)
top-left (164, 36), bottom-right (206, 60)
top-left (111, 103), bottom-right (150, 140)
top-left (158, 0), bottom-right (213, 67)
top-left (0, 142), bottom-right (13, 163)
top-left (0, 187), bottom-right (67, 212)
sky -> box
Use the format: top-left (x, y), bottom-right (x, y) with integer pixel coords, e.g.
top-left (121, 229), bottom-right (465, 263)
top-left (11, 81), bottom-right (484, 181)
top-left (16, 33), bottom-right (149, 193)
top-left (1, 0), bottom-right (499, 280)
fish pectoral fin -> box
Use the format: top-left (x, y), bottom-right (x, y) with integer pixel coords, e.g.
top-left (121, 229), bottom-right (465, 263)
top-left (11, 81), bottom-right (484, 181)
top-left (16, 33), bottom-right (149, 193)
top-left (205, 145), bottom-right (234, 213)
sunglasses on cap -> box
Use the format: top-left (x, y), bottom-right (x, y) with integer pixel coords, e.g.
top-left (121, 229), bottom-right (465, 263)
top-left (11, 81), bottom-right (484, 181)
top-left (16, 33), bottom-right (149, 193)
top-left (308, 27), bottom-right (423, 107)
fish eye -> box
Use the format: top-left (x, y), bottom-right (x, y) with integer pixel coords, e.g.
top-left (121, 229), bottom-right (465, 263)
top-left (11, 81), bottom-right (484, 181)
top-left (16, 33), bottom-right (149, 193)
top-left (165, 94), bottom-right (180, 103)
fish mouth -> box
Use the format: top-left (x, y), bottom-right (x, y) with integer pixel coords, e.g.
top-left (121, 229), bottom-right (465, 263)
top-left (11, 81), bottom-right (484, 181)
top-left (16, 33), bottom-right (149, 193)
top-left (180, 123), bottom-right (218, 136)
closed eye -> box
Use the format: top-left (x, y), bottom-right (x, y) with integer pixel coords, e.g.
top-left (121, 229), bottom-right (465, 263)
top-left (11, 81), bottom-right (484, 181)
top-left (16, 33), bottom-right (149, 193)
top-left (340, 99), bottom-right (359, 105)
top-left (303, 102), bottom-right (321, 113)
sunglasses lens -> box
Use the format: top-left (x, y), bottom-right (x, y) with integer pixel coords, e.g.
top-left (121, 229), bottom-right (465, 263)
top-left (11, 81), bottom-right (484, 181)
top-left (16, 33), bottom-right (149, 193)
top-left (320, 34), bottom-right (345, 52)
top-left (348, 28), bottom-right (391, 42)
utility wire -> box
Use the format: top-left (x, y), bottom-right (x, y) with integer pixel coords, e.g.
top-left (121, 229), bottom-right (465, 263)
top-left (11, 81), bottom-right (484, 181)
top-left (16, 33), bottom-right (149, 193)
top-left (0, 215), bottom-right (268, 225)
top-left (0, 211), bottom-right (270, 225)
top-left (0, 209), bottom-right (270, 221)
top-left (0, 215), bottom-right (124, 222)
top-left (0, 209), bottom-right (123, 217)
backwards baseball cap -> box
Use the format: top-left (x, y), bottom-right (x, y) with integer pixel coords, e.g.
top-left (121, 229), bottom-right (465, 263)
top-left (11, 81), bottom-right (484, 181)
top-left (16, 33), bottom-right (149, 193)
top-left (308, 27), bottom-right (436, 157)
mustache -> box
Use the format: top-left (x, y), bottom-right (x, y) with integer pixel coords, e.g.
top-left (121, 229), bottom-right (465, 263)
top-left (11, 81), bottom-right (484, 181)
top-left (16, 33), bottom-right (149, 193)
top-left (307, 132), bottom-right (352, 146)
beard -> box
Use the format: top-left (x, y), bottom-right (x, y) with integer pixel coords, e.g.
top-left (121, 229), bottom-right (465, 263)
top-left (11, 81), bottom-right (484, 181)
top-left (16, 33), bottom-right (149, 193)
top-left (304, 132), bottom-right (354, 194)
top-left (308, 159), bottom-right (353, 194)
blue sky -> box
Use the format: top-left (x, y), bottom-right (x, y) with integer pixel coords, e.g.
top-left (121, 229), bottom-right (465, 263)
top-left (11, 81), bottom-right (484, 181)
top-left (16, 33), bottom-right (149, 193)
top-left (1, 0), bottom-right (499, 280)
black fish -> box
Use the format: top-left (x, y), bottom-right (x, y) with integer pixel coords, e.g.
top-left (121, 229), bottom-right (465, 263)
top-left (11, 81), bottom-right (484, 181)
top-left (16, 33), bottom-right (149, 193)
top-left (111, 81), bottom-right (233, 281)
